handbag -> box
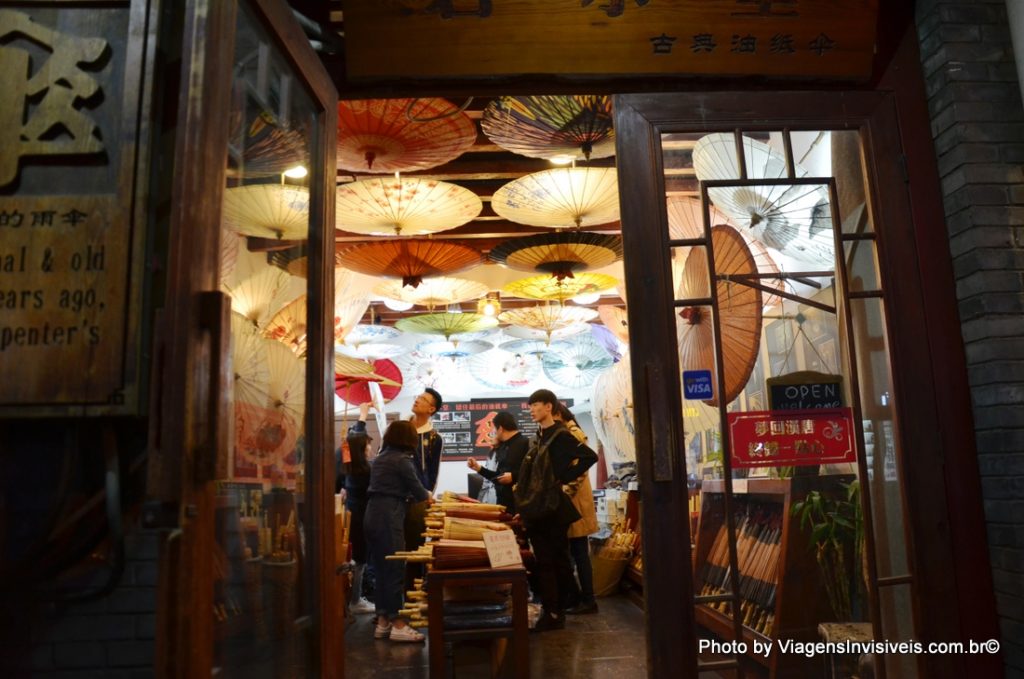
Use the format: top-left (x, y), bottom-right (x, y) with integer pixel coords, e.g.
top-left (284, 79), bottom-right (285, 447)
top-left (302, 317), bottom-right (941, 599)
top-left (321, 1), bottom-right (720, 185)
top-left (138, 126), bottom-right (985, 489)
top-left (514, 424), bottom-right (566, 521)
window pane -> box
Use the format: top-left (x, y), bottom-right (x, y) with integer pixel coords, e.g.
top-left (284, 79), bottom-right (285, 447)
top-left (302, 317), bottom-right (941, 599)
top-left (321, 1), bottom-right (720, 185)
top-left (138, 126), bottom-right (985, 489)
top-left (845, 240), bottom-right (881, 293)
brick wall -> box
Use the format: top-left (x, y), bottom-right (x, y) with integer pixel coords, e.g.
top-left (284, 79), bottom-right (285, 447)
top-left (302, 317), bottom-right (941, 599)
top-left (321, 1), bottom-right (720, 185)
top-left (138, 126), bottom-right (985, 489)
top-left (915, 1), bottom-right (1024, 676)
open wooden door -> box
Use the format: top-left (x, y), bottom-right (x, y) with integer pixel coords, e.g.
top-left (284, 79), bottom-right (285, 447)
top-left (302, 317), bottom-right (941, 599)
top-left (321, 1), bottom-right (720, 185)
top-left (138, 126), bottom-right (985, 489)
top-left (613, 91), bottom-right (992, 679)
top-left (146, 1), bottom-right (340, 676)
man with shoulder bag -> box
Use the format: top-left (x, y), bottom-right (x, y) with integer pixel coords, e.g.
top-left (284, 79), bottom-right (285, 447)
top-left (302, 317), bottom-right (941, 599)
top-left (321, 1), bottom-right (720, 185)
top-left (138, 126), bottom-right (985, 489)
top-left (514, 389), bottom-right (597, 632)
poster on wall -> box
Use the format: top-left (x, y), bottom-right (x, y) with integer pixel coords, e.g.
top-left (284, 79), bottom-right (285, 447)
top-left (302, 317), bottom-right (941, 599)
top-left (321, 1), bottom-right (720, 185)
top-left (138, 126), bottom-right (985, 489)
top-left (435, 397), bottom-right (574, 460)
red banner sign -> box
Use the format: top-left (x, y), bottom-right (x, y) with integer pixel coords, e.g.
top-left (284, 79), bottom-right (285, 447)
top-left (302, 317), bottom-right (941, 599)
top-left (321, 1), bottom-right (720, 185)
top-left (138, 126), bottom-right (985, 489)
top-left (727, 408), bottom-right (856, 468)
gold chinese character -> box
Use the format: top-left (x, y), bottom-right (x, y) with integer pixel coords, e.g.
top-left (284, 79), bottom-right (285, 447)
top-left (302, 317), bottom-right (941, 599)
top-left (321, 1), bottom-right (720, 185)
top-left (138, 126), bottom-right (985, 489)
top-left (802, 419), bottom-right (815, 434)
top-left (0, 10), bottom-right (109, 187)
top-left (754, 421), bottom-right (769, 436)
top-left (785, 419), bottom-right (800, 435)
top-left (770, 420), bottom-right (785, 436)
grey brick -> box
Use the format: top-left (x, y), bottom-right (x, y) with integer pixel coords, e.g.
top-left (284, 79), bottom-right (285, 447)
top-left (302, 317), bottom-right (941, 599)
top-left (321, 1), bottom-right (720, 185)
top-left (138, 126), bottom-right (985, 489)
top-left (996, 592), bottom-right (1024, 621)
top-left (957, 271), bottom-right (1024, 299)
top-left (981, 24), bottom-right (1014, 45)
top-left (960, 316), bottom-right (1024, 343)
top-left (985, 499), bottom-right (1024, 523)
top-left (974, 405), bottom-right (1024, 429)
top-left (123, 534), bottom-right (159, 561)
top-left (108, 588), bottom-right (157, 614)
top-left (940, 42), bottom-right (1010, 64)
top-left (981, 476), bottom-right (1024, 499)
top-left (939, 4), bottom-right (1003, 24)
top-left (49, 614), bottom-right (135, 642)
top-left (53, 641), bottom-right (105, 669)
top-left (107, 640), bottom-right (154, 668)
top-left (971, 384), bottom-right (1024, 408)
top-left (953, 248), bottom-right (1024, 276)
top-left (976, 451), bottom-right (1024, 473)
top-left (940, 142), bottom-right (1001, 169)
top-left (968, 359), bottom-right (1024, 384)
top-left (939, 24), bottom-right (982, 43)
top-left (990, 546), bottom-right (1024, 571)
top-left (31, 644), bottom-right (53, 671)
top-left (989, 524), bottom-right (1024, 547)
top-left (1001, 144), bottom-right (1024, 163)
top-left (130, 562), bottom-right (159, 587)
top-left (993, 567), bottom-right (1024, 596)
top-left (949, 228), bottom-right (1015, 259)
top-left (135, 614), bottom-right (156, 640)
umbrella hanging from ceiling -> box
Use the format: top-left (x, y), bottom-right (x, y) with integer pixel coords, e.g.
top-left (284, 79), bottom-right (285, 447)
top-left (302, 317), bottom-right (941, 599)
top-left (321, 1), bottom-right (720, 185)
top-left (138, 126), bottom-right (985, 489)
top-left (395, 312), bottom-right (499, 341)
top-left (337, 98), bottom-right (477, 173)
top-left (542, 340), bottom-right (614, 390)
top-left (488, 231), bottom-right (622, 280)
top-left (222, 184), bottom-right (310, 240)
top-left (343, 323), bottom-right (403, 347)
top-left (481, 95), bottom-right (615, 161)
top-left (336, 342), bottom-right (406, 361)
top-left (334, 354), bottom-right (377, 380)
top-left (502, 272), bottom-right (618, 302)
top-left (589, 322), bottom-right (624, 362)
top-left (667, 195), bottom-right (783, 307)
top-left (692, 133), bottom-right (833, 269)
top-left (492, 167), bottom-right (619, 229)
top-left (498, 338), bottom-right (573, 360)
top-left (498, 304), bottom-right (597, 343)
top-left (592, 352), bottom-right (636, 465)
top-left (468, 349), bottom-right (541, 390)
top-left (375, 276), bottom-right (489, 310)
top-left (335, 358), bottom-right (404, 406)
top-left (228, 109), bottom-right (307, 178)
top-left (598, 305), bottom-right (630, 344)
top-left (265, 295), bottom-right (310, 355)
top-left (677, 225), bottom-right (763, 407)
top-left (335, 239), bottom-right (482, 289)
top-left (417, 339), bottom-right (493, 359)
top-left (232, 312), bottom-right (270, 406)
top-left (335, 177), bottom-right (482, 237)
top-left (226, 265), bottom-right (294, 331)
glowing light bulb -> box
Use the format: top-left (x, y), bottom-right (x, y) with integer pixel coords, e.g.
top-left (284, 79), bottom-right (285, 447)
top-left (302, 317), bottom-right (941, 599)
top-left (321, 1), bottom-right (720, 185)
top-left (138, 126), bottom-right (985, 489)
top-left (283, 165), bottom-right (308, 178)
top-left (382, 297), bottom-right (413, 311)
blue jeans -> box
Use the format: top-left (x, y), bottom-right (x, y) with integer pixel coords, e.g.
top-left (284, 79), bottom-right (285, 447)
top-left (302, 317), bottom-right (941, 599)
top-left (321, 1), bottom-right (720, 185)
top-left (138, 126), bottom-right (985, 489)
top-left (364, 495), bottom-right (407, 620)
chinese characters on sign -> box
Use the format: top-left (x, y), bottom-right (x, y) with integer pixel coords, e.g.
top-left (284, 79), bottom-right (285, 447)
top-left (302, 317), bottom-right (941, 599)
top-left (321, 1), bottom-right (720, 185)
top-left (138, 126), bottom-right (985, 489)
top-left (0, 10), bottom-right (109, 188)
top-left (727, 408), bottom-right (857, 468)
top-left (435, 397), bottom-right (573, 459)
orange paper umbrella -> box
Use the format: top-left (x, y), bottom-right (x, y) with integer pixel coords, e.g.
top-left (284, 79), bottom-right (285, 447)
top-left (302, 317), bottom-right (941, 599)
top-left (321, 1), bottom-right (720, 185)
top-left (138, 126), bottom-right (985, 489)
top-left (336, 239), bottom-right (481, 288)
top-left (492, 167), bottom-right (619, 229)
top-left (503, 272), bottom-right (618, 302)
top-left (488, 231), bottom-right (622, 279)
top-left (337, 98), bottom-right (477, 173)
top-left (677, 225), bottom-right (763, 407)
top-left (336, 176), bottom-right (482, 237)
top-left (481, 95), bottom-right (615, 161)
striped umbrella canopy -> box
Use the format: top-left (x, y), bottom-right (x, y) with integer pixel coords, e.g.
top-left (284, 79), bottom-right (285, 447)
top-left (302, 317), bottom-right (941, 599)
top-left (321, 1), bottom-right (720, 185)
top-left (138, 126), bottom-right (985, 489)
top-left (337, 98), bottom-right (477, 173)
top-left (481, 95), bottom-right (615, 161)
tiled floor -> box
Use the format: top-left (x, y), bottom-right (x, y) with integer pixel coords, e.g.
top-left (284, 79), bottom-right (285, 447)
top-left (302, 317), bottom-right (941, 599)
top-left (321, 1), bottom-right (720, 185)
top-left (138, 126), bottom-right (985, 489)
top-left (343, 595), bottom-right (648, 679)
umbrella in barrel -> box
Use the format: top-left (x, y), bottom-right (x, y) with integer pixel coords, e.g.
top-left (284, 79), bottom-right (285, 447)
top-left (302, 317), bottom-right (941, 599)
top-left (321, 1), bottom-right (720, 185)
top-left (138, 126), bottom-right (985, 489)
top-left (337, 98), bottom-right (477, 173)
top-left (676, 225), bottom-right (763, 407)
top-left (481, 95), bottom-right (615, 161)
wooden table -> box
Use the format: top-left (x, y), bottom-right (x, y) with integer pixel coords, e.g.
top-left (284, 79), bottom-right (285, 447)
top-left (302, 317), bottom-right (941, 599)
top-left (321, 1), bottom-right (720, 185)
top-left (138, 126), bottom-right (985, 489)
top-left (426, 566), bottom-right (529, 679)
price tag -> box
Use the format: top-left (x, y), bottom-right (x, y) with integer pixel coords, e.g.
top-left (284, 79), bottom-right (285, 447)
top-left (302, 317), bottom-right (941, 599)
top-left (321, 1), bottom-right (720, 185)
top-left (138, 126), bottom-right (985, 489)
top-left (482, 529), bottom-right (522, 569)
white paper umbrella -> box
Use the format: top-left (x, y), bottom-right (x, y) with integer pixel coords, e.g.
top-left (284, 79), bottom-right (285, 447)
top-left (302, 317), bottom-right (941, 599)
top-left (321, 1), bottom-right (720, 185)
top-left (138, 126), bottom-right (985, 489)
top-left (335, 342), bottom-right (406, 360)
top-left (692, 133), bottom-right (833, 268)
top-left (344, 324), bottom-right (403, 346)
top-left (232, 312), bottom-right (270, 406)
top-left (335, 177), bottom-right (482, 236)
top-left (417, 339), bottom-right (493, 359)
top-left (226, 265), bottom-right (294, 331)
top-left (263, 338), bottom-right (305, 423)
top-left (592, 352), bottom-right (636, 464)
top-left (265, 295), bottom-right (310, 355)
top-left (468, 349), bottom-right (541, 390)
top-left (598, 305), bottom-right (630, 344)
top-left (541, 340), bottom-right (614, 389)
top-left (491, 167), bottom-right (619, 228)
top-left (222, 184), bottom-right (310, 240)
top-left (501, 322), bottom-right (591, 343)
top-left (375, 276), bottom-right (488, 310)
top-left (498, 338), bottom-right (573, 359)
top-left (498, 304), bottom-right (597, 343)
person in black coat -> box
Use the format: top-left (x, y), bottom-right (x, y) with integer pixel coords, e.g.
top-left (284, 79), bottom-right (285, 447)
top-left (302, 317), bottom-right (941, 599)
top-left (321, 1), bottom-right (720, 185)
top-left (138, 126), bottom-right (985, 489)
top-left (340, 403), bottom-right (374, 615)
top-left (467, 410), bottom-right (529, 513)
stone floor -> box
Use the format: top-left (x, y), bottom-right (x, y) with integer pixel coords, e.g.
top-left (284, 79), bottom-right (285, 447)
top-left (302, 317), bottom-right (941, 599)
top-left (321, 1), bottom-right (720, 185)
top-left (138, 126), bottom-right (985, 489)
top-left (342, 595), bottom-right (648, 679)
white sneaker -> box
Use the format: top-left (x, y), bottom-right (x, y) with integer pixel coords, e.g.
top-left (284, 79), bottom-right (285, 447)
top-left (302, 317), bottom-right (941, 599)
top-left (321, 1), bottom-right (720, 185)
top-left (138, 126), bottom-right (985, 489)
top-left (374, 621), bottom-right (392, 639)
top-left (389, 625), bottom-right (425, 643)
top-left (350, 598), bottom-right (375, 615)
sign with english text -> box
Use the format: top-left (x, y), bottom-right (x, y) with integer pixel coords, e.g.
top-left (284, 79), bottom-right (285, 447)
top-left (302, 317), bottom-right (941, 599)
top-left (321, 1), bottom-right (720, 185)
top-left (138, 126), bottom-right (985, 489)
top-left (727, 408), bottom-right (857, 468)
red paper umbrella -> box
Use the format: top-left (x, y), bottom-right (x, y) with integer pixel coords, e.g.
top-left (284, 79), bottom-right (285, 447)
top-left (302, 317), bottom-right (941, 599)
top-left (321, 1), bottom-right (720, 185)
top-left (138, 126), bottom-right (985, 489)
top-left (335, 239), bottom-right (482, 288)
top-left (337, 98), bottom-right (477, 173)
top-left (335, 358), bottom-right (404, 406)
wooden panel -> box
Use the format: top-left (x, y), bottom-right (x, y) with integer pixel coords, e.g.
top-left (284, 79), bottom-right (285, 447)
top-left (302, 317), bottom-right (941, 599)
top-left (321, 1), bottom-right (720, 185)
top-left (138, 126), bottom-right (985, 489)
top-left (343, 0), bottom-right (878, 81)
top-left (0, 2), bottom-right (152, 416)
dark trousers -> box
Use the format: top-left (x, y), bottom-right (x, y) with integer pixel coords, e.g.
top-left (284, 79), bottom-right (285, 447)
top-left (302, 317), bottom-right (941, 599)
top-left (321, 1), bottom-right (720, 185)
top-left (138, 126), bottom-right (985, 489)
top-left (569, 536), bottom-right (595, 605)
top-left (403, 500), bottom-right (429, 589)
top-left (525, 518), bottom-right (574, 616)
top-left (364, 496), bottom-right (407, 619)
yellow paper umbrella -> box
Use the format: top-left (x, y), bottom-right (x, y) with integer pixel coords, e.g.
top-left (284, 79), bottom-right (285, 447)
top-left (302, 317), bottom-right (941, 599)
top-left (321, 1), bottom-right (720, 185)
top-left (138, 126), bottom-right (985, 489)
top-left (488, 231), bottom-right (622, 279)
top-left (337, 98), bottom-right (477, 173)
top-left (498, 304), bottom-right (597, 343)
top-left (226, 265), bottom-right (294, 331)
top-left (481, 95), bottom-right (615, 161)
top-left (677, 225), bottom-right (763, 407)
top-left (335, 177), bottom-right (482, 237)
top-left (491, 167), bottom-right (619, 229)
top-left (502, 272), bottom-right (618, 302)
top-left (375, 276), bottom-right (489, 310)
top-left (232, 312), bottom-right (270, 406)
top-left (395, 312), bottom-right (499, 341)
top-left (333, 354), bottom-right (376, 379)
top-left (222, 184), bottom-right (310, 240)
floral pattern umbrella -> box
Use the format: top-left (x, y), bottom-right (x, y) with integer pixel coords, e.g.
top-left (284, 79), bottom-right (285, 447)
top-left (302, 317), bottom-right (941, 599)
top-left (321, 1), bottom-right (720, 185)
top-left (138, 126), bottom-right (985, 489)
top-left (498, 338), bottom-right (573, 359)
top-left (343, 324), bottom-right (403, 346)
top-left (375, 276), bottom-right (489, 310)
top-left (692, 133), bottom-right (833, 269)
top-left (265, 295), bottom-right (310, 355)
top-left (592, 352), bottom-right (636, 465)
top-left (502, 272), bottom-right (618, 302)
top-left (335, 239), bottom-right (482, 288)
top-left (417, 339), bottom-right (494, 359)
top-left (228, 109), bottom-right (307, 178)
top-left (541, 340), bottom-right (614, 389)
top-left (677, 225), bottom-right (763, 407)
top-left (492, 167), bottom-right (619, 229)
top-left (337, 98), bottom-right (477, 173)
top-left (481, 95), bottom-right (615, 161)
top-left (336, 177), bottom-right (482, 237)
top-left (222, 184), bottom-right (310, 240)
top-left (488, 231), bottom-right (622, 280)
top-left (468, 349), bottom-right (541, 390)
top-left (335, 342), bottom-right (406, 361)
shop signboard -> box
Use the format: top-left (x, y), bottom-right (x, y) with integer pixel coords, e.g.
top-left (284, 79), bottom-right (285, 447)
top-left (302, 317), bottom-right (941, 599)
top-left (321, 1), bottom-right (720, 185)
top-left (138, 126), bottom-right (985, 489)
top-left (767, 370), bottom-right (844, 410)
top-left (343, 0), bottom-right (878, 81)
top-left (727, 407), bottom-right (857, 468)
top-left (683, 369), bottom-right (713, 400)
top-left (434, 396), bottom-right (573, 460)
top-left (0, 2), bottom-right (153, 416)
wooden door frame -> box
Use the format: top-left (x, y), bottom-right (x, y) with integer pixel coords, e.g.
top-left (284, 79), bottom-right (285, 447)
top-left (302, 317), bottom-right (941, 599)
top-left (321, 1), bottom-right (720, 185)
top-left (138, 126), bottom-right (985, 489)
top-left (152, 0), bottom-right (340, 676)
top-left (613, 32), bottom-right (999, 678)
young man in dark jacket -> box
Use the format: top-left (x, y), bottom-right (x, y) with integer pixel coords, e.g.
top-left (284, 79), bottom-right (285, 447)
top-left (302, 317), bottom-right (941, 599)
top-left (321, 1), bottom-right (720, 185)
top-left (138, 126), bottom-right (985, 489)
top-left (515, 389), bottom-right (597, 632)
top-left (467, 410), bottom-right (529, 512)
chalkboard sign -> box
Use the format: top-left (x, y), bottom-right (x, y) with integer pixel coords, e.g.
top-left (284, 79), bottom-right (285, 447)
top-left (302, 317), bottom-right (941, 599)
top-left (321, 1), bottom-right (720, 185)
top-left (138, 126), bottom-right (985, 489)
top-left (434, 397), bottom-right (573, 460)
top-left (767, 371), bottom-right (843, 410)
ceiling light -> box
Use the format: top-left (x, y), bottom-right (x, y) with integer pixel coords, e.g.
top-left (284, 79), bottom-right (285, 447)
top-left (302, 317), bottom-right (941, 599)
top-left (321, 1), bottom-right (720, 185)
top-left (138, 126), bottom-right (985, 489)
top-left (283, 165), bottom-right (308, 178)
top-left (477, 294), bottom-right (501, 317)
top-left (382, 297), bottom-right (414, 312)
top-left (548, 154), bottom-right (576, 166)
top-left (571, 292), bottom-right (601, 305)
